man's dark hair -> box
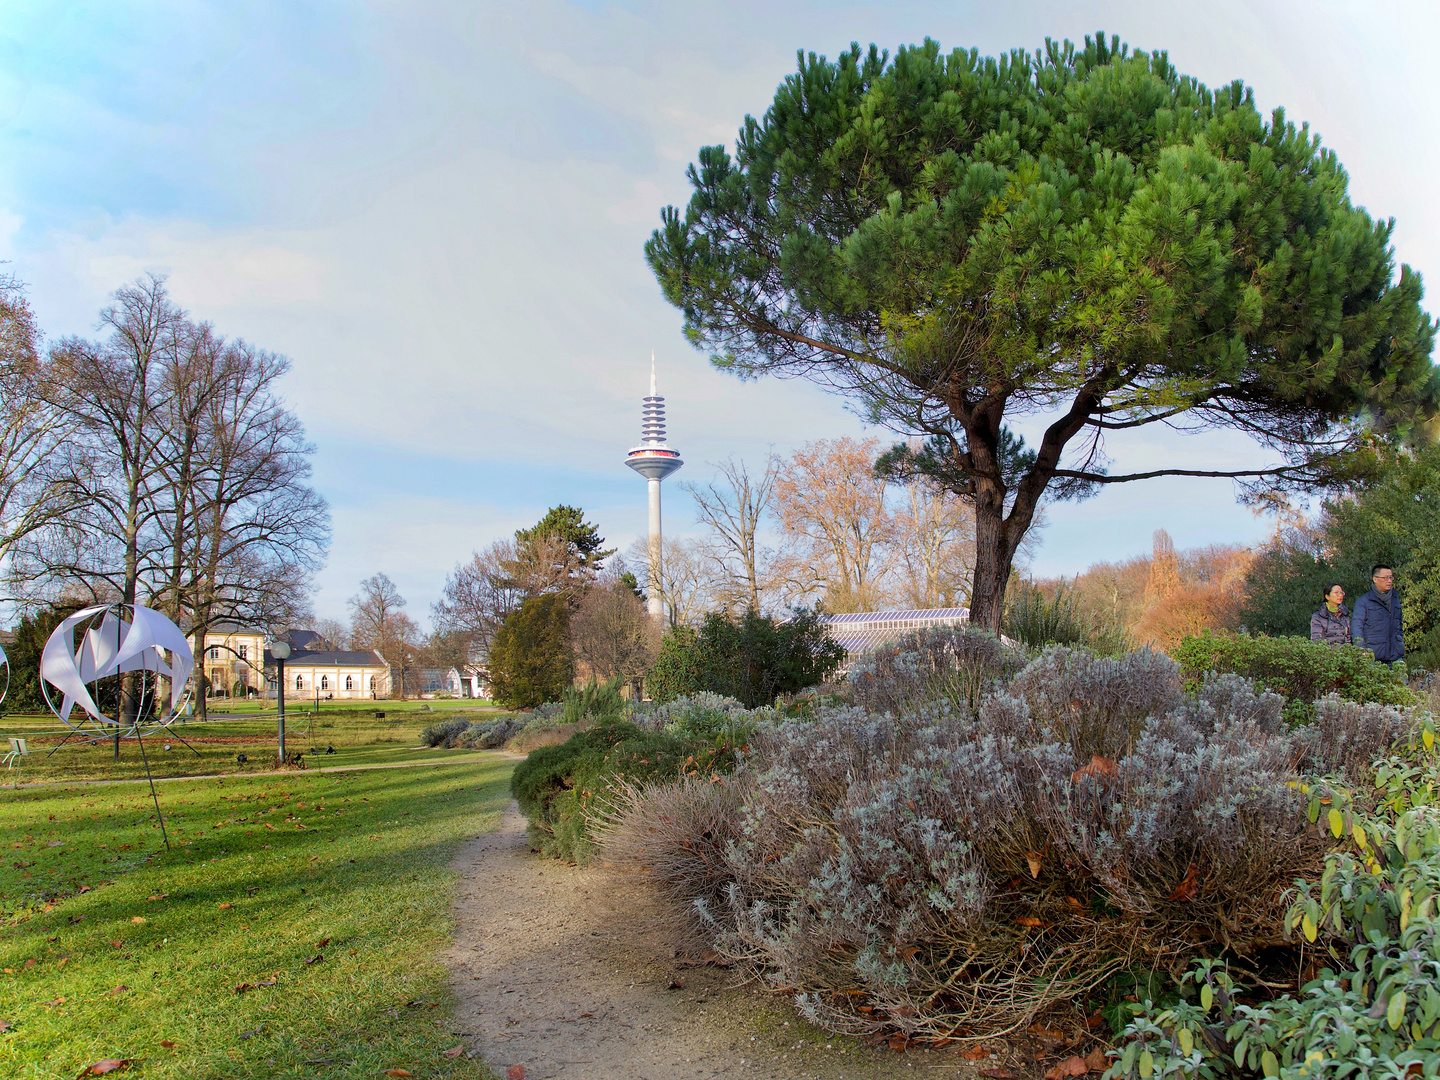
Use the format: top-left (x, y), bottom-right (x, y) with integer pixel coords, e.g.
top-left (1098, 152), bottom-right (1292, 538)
top-left (1372, 564), bottom-right (1394, 577)
top-left (1323, 583), bottom-right (1345, 601)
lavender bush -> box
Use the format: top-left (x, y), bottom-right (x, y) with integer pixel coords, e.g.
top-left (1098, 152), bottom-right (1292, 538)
top-left (601, 645), bottom-right (1421, 1041)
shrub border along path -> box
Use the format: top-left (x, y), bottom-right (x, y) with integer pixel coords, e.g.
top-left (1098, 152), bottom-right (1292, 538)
top-left (444, 799), bottom-right (976, 1080)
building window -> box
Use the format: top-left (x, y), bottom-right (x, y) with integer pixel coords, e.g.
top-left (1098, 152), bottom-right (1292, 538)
top-left (320, 675), bottom-right (329, 690)
top-left (345, 675), bottom-right (353, 690)
top-left (296, 674), bottom-right (304, 690)
top-left (369, 676), bottom-right (376, 692)
top-left (238, 644), bottom-right (248, 661)
top-left (209, 646), bottom-right (219, 660)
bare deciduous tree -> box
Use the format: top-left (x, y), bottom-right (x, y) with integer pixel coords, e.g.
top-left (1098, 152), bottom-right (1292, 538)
top-left (888, 461), bottom-right (976, 609)
top-left (0, 278), bottom-right (76, 571)
top-left (682, 453), bottom-right (778, 613)
top-left (13, 276), bottom-right (329, 719)
top-left (571, 572), bottom-right (661, 693)
top-left (772, 437), bottom-right (894, 613)
top-left (432, 539), bottom-right (531, 661)
top-left (33, 275), bottom-right (187, 610)
top-left (349, 572), bottom-right (419, 698)
top-left (627, 535), bottom-right (715, 627)
top-left (312, 617), bottom-right (351, 651)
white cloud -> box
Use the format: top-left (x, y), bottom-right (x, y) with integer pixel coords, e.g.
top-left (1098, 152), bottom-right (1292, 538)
top-left (9, 0), bottom-right (1440, 621)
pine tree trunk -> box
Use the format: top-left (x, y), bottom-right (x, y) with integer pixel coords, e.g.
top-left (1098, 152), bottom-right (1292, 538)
top-left (967, 481), bottom-right (1013, 633)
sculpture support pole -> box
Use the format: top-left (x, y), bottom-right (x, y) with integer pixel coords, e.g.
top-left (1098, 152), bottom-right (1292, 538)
top-left (648, 477), bottom-right (663, 621)
top-left (277, 657), bottom-right (286, 763)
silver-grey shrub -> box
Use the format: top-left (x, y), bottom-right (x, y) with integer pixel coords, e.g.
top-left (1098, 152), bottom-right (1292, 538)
top-left (848, 626), bottom-right (1022, 715)
top-left (1007, 645), bottom-right (1185, 760)
top-left (601, 652), bottom-right (1394, 1041)
top-left (452, 716), bottom-right (525, 749)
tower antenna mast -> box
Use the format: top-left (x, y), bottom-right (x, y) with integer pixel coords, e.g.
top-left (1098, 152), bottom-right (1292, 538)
top-left (624, 352), bottom-right (683, 621)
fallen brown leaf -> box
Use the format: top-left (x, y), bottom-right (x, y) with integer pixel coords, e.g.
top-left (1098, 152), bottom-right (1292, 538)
top-left (1168, 863), bottom-right (1200, 903)
top-left (1015, 916), bottom-right (1047, 928)
top-left (1071, 755), bottom-right (1119, 783)
top-left (666, 979), bottom-right (683, 990)
top-left (981, 1070), bottom-right (1019, 1080)
top-left (382, 1071), bottom-right (413, 1078)
top-left (506, 1067), bottom-right (526, 1080)
top-left (129, 917), bottom-right (145, 924)
top-left (218, 903), bottom-right (232, 910)
top-left (443, 1045), bottom-right (464, 1058)
top-left (77, 1060), bottom-right (130, 1077)
top-left (962, 1045), bottom-right (989, 1060)
top-left (317, 937), bottom-right (330, 948)
top-left (305, 955), bottom-right (324, 965)
top-left (0, 1019), bottom-right (11, 1032)
top-left (1026, 852), bottom-right (1042, 878)
top-left (1045, 1055), bottom-right (1089, 1080)
top-left (888, 1033), bottom-right (908, 1051)
top-left (107, 985), bottom-right (128, 995)
top-left (109, 941), bottom-right (122, 949)
top-left (42, 997), bottom-right (64, 1006)
top-left (159, 1040), bottom-right (176, 1049)
top-left (1085, 1048), bottom-right (1109, 1071)
top-left (23, 959), bottom-right (35, 969)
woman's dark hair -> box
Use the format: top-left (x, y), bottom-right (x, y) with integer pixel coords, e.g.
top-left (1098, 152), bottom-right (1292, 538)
top-left (1323, 583), bottom-right (1345, 602)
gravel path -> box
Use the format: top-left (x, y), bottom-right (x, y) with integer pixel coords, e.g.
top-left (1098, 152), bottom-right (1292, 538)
top-left (445, 801), bottom-right (980, 1080)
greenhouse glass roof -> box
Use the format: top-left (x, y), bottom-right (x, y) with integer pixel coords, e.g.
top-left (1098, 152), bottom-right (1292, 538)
top-left (819, 607), bottom-right (971, 659)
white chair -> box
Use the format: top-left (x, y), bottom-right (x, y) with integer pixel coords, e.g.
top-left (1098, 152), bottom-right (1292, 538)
top-left (3, 737), bottom-right (28, 783)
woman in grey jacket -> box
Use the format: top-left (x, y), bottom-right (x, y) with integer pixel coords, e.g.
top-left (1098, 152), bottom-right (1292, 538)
top-left (1310, 583), bottom-right (1351, 645)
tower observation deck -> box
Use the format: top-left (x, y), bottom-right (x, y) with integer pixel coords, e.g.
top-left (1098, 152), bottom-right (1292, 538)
top-left (625, 354), bottom-right (682, 620)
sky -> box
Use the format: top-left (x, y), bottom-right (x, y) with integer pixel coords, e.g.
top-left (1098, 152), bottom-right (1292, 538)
top-left (1, 0), bottom-right (1437, 627)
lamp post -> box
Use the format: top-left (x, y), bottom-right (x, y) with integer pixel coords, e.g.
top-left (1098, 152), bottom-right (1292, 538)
top-left (270, 640), bottom-right (291, 763)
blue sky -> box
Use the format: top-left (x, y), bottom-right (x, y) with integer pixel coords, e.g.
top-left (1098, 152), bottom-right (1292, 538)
top-left (2, 0), bottom-right (1438, 625)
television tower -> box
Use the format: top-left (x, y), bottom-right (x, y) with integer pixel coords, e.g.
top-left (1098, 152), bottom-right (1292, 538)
top-left (625, 353), bottom-right (683, 621)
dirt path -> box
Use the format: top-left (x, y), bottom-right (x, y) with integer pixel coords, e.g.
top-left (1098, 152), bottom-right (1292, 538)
top-left (446, 802), bottom-right (981, 1080)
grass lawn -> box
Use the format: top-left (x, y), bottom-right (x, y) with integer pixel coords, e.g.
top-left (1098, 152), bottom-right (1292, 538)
top-left (1, 712), bottom-right (514, 785)
top-left (0, 754), bottom-right (513, 1079)
top-left (201, 701), bottom-right (503, 716)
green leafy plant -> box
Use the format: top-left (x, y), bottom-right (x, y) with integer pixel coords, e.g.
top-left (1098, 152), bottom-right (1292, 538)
top-left (510, 718), bottom-right (741, 861)
top-left (646, 607), bottom-right (843, 708)
top-left (560, 675), bottom-right (625, 725)
top-left (1005, 580), bottom-right (1095, 649)
top-left (1108, 730), bottom-right (1440, 1080)
top-left (488, 593), bottom-right (574, 709)
top-left (1172, 631), bottom-right (1412, 724)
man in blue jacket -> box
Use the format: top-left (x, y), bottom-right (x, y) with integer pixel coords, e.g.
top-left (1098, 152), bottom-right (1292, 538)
top-left (1352, 564), bottom-right (1404, 664)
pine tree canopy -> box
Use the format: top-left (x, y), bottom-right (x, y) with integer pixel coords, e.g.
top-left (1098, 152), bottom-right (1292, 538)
top-left (515, 505), bottom-right (614, 569)
top-left (645, 32), bottom-right (1440, 629)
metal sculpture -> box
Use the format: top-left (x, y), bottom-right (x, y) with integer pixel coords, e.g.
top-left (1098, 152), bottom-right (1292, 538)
top-left (40, 603), bottom-right (193, 736)
top-left (39, 603), bottom-right (196, 849)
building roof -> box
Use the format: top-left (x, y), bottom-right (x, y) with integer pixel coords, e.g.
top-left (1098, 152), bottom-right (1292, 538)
top-left (818, 607), bottom-right (972, 656)
top-left (263, 647), bottom-right (387, 668)
top-left (287, 629), bottom-right (322, 650)
top-left (205, 621), bottom-right (265, 635)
